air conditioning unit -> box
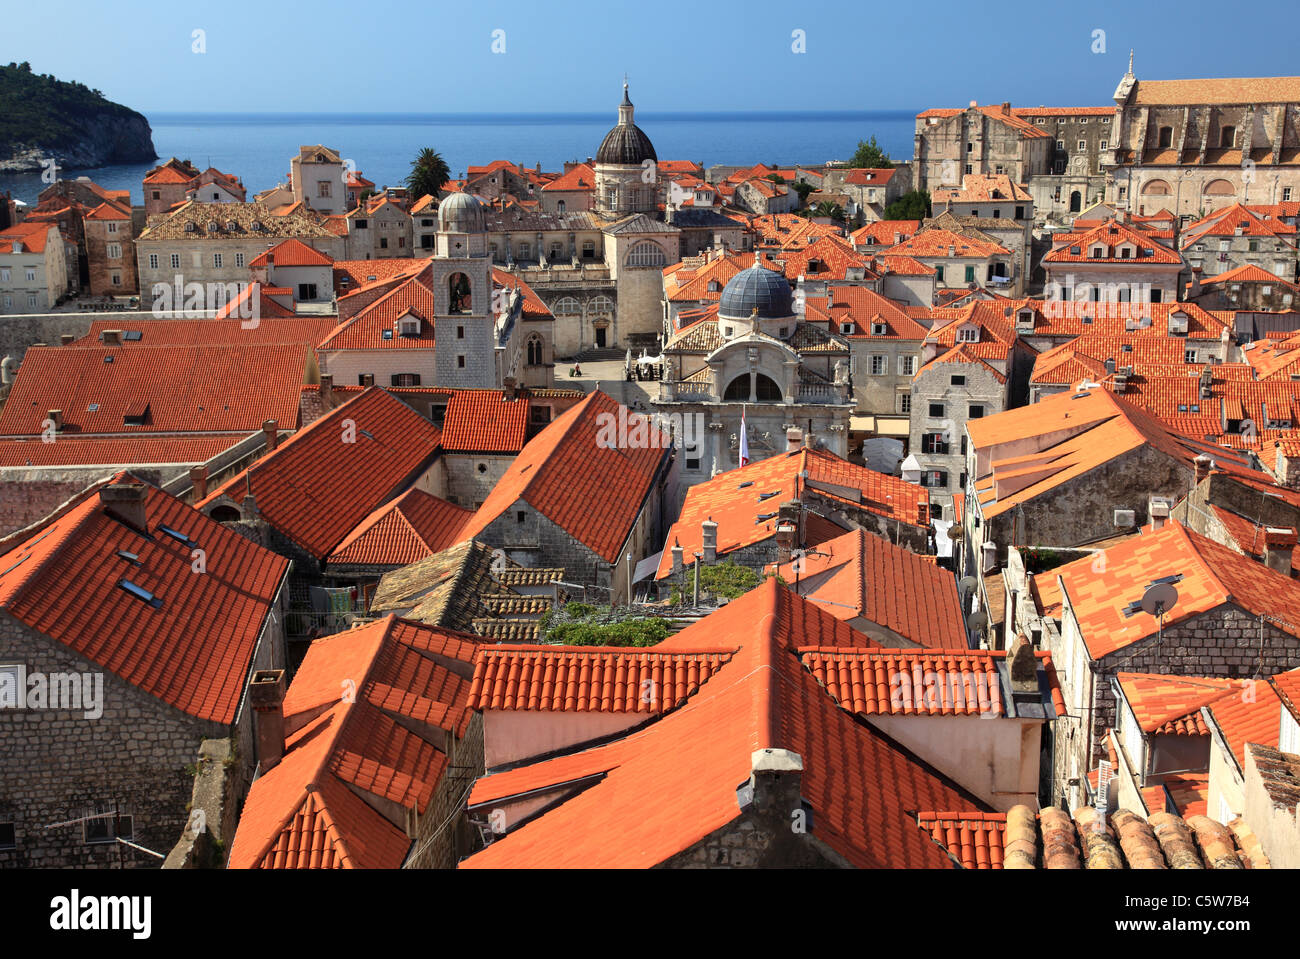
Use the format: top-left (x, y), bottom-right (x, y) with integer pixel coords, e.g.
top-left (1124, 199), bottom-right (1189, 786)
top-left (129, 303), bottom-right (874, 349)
top-left (1113, 508), bottom-right (1136, 527)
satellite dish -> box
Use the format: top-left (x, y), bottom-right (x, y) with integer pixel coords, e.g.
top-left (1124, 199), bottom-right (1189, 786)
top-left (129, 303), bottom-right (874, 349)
top-left (1140, 582), bottom-right (1179, 617)
top-left (967, 610), bottom-right (988, 632)
top-left (958, 576), bottom-right (977, 593)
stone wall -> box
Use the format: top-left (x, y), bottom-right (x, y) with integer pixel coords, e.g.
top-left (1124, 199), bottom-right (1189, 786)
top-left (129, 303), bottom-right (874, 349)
top-left (408, 712), bottom-right (485, 869)
top-left (161, 738), bottom-right (240, 869)
top-left (0, 615), bottom-right (225, 867)
top-left (0, 469), bottom-right (166, 538)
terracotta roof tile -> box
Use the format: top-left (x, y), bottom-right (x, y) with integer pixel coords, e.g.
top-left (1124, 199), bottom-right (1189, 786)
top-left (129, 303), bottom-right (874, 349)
top-left (439, 390), bottom-right (531, 452)
top-left (326, 488), bottom-right (472, 567)
top-left (1116, 673), bottom-right (1237, 734)
top-left (249, 237), bottom-right (335, 267)
top-left (0, 475), bottom-right (289, 723)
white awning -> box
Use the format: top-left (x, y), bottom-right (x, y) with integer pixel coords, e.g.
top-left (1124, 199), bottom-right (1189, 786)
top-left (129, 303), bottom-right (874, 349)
top-left (632, 551), bottom-right (663, 583)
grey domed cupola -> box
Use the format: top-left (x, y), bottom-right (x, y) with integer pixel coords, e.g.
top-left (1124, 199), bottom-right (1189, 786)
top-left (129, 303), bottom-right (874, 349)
top-left (596, 81), bottom-right (657, 166)
top-left (438, 191), bottom-right (485, 233)
top-left (719, 252), bottom-right (795, 322)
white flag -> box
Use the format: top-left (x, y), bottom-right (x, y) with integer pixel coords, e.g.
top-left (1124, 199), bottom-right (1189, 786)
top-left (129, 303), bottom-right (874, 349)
top-left (739, 407), bottom-right (750, 467)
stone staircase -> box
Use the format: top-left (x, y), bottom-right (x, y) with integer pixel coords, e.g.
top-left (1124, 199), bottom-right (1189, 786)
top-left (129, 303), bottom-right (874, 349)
top-left (569, 346), bottom-right (627, 363)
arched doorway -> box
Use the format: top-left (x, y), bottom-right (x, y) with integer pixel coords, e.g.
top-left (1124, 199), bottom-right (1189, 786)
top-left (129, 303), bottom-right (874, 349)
top-left (1069, 191), bottom-right (1081, 213)
top-left (723, 372), bottom-right (783, 402)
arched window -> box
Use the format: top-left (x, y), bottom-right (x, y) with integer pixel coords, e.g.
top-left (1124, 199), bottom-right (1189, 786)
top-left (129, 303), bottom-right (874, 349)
top-left (587, 295), bottom-right (614, 316)
top-left (1141, 179), bottom-right (1171, 196)
top-left (526, 334), bottom-right (545, 366)
top-left (626, 241), bottom-right (665, 268)
top-left (210, 504), bottom-right (241, 523)
top-left (1157, 126), bottom-right (1173, 148)
top-left (556, 200), bottom-right (566, 213)
top-left (448, 272), bottom-right (471, 313)
top-left (723, 373), bottom-right (783, 402)
top-left (553, 296), bottom-right (581, 317)
top-left (1203, 179), bottom-right (1235, 196)
top-left (1069, 191), bottom-right (1082, 213)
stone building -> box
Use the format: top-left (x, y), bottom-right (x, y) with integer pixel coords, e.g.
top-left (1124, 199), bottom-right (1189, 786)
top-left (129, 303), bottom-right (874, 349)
top-left (1041, 217), bottom-right (1184, 305)
top-left (884, 226), bottom-right (1015, 297)
top-left (1023, 521), bottom-right (1300, 810)
top-left (0, 223), bottom-right (70, 313)
top-left (290, 145), bottom-right (347, 215)
top-left (1105, 66), bottom-right (1300, 223)
top-left (1190, 263), bottom-right (1300, 311)
top-left (82, 200), bottom-right (138, 295)
top-left (654, 257), bottom-right (853, 487)
top-left (1179, 203), bottom-right (1298, 281)
top-left (913, 102), bottom-right (1052, 196)
top-left (343, 196), bottom-right (414, 260)
top-left (0, 476), bottom-right (290, 867)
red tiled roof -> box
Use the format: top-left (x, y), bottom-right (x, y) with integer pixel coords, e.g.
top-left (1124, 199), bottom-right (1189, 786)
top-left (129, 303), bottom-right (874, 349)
top-left (319, 269), bottom-right (435, 351)
top-left (201, 388), bottom-right (442, 560)
top-left (932, 175), bottom-right (1032, 204)
top-left (79, 316), bottom-right (338, 349)
top-left (1199, 263), bottom-right (1300, 292)
top-left (249, 237), bottom-right (335, 268)
top-left (459, 391), bottom-right (669, 564)
top-left (1115, 673), bottom-right (1237, 734)
top-left (0, 343), bottom-right (311, 436)
top-left (813, 284), bottom-right (928, 339)
top-left (1042, 218), bottom-right (1182, 264)
top-left (886, 227), bottom-right (1009, 259)
top-left (657, 447), bottom-right (926, 579)
top-left (84, 201), bottom-right (130, 221)
top-left (1202, 681), bottom-right (1284, 771)
top-left (851, 219), bottom-right (921, 246)
top-left (1035, 522), bottom-right (1300, 660)
top-left (469, 645), bottom-right (737, 712)
top-left (326, 488), bottom-right (472, 567)
top-left (800, 647), bottom-right (1066, 718)
top-left (0, 434), bottom-right (241, 468)
top-left (228, 616), bottom-right (479, 868)
top-left (463, 580), bottom-right (983, 868)
top-left (770, 528), bottom-right (965, 647)
top-left (916, 104), bottom-right (1051, 138)
top-left (0, 222), bottom-right (55, 253)
top-left (0, 475), bottom-right (289, 723)
top-left (332, 257), bottom-right (430, 292)
top-left (843, 168), bottom-right (897, 186)
top-left (439, 390), bottom-right (530, 452)
top-left (541, 163), bottom-right (595, 192)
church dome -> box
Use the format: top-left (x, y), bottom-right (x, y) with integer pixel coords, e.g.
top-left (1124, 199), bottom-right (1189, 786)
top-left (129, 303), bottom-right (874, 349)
top-left (438, 191), bottom-right (485, 233)
top-left (595, 83), bottom-right (657, 166)
top-left (719, 257), bottom-right (795, 320)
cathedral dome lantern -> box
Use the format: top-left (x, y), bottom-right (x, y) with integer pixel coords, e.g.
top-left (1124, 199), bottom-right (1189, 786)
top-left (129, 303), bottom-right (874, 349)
top-left (719, 253), bottom-right (796, 324)
top-left (438, 191), bottom-right (486, 234)
top-left (596, 82), bottom-right (658, 167)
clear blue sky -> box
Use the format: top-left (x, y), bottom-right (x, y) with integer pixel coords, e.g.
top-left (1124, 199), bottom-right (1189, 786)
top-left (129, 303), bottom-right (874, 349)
top-left (4, 0), bottom-right (1298, 114)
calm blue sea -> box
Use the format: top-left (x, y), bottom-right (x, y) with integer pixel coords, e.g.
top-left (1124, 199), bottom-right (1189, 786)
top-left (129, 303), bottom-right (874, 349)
top-left (0, 110), bottom-right (918, 207)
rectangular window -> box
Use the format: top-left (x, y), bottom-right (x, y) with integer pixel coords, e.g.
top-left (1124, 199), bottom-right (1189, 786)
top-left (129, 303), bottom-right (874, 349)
top-left (951, 374), bottom-right (966, 386)
top-left (213, 253), bottom-right (223, 268)
top-left (1185, 350), bottom-right (1197, 363)
top-left (111, 273), bottom-right (121, 286)
top-left (84, 806), bottom-right (133, 845)
top-left (924, 470), bottom-right (948, 489)
top-left (1078, 140), bottom-right (1087, 151)
top-left (457, 326), bottom-right (465, 339)
top-left (148, 254), bottom-right (158, 270)
top-left (936, 265), bottom-right (945, 281)
top-left (171, 254), bottom-right (181, 269)
top-left (870, 355), bottom-right (886, 375)
top-left (898, 393), bottom-right (912, 413)
top-left (1283, 187), bottom-right (1293, 202)
top-left (391, 373), bottom-right (421, 387)
top-left (380, 237), bottom-right (388, 249)
top-left (0, 822), bottom-right (14, 850)
top-left (27, 293), bottom-right (37, 308)
top-left (964, 266), bottom-right (975, 282)
top-left (969, 404), bottom-right (984, 418)
top-left (899, 356), bottom-right (916, 376)
top-left (235, 252), bottom-right (245, 268)
top-left (318, 181), bottom-right (332, 198)
top-left (107, 221), bottom-right (118, 234)
top-left (106, 243), bottom-right (121, 259)
top-left (25, 268), bottom-right (36, 282)
top-left (928, 402), bottom-right (944, 417)
top-left (457, 355), bottom-right (466, 368)
top-left (0, 268), bottom-right (8, 282)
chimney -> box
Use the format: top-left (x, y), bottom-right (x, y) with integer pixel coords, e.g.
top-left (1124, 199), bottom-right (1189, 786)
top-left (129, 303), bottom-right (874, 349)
top-left (701, 517), bottom-right (718, 563)
top-left (1150, 499), bottom-right (1170, 530)
top-left (671, 539), bottom-right (684, 576)
top-left (249, 669), bottom-right (286, 773)
top-left (948, 245), bottom-right (956, 257)
top-left (740, 748), bottom-right (804, 821)
top-left (775, 521), bottom-right (796, 565)
top-left (1104, 357), bottom-right (1116, 375)
top-left (503, 376), bottom-right (517, 401)
top-left (361, 373), bottom-right (375, 387)
top-left (319, 373), bottom-right (333, 407)
top-left (1200, 367), bottom-right (1212, 398)
top-left (46, 409), bottom-right (63, 432)
top-left (917, 501), bottom-right (930, 528)
top-left (1006, 634), bottom-right (1040, 708)
top-left (101, 329), bottom-right (122, 346)
top-left (786, 426), bottom-right (804, 451)
top-left (189, 465), bottom-right (209, 500)
top-left (262, 419), bottom-right (279, 452)
top-left (1194, 454), bottom-right (1213, 485)
top-left (99, 482), bottom-right (148, 531)
top-left (1264, 530), bottom-right (1294, 577)
top-left (60, 334), bottom-right (74, 345)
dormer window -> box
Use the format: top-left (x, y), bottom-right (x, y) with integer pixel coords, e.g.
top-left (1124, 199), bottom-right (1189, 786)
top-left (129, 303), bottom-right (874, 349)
top-left (1091, 246), bottom-right (1106, 258)
top-left (870, 322), bottom-right (886, 335)
top-left (956, 325), bottom-right (979, 343)
top-left (398, 316), bottom-right (420, 337)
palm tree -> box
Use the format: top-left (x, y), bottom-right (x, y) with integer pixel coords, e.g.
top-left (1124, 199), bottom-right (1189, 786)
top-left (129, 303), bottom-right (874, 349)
top-left (407, 148), bottom-right (451, 201)
top-left (812, 201), bottom-right (845, 223)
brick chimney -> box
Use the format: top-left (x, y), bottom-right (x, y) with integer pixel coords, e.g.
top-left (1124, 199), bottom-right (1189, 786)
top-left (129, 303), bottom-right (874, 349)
top-left (503, 376), bottom-right (517, 401)
top-left (99, 482), bottom-right (148, 531)
top-left (1264, 529), bottom-right (1295, 577)
top-left (741, 748), bottom-right (804, 818)
top-left (701, 517), bottom-right (718, 563)
top-left (319, 373), bottom-right (333, 407)
top-left (189, 465), bottom-right (209, 500)
top-left (671, 539), bottom-right (684, 575)
top-left (917, 501), bottom-right (930, 528)
top-left (101, 329), bottom-right (122, 346)
top-left (46, 409), bottom-right (63, 432)
top-left (786, 426), bottom-right (804, 451)
top-left (1007, 634), bottom-right (1038, 696)
top-left (262, 420), bottom-right (279, 452)
top-left (249, 669), bottom-right (286, 773)
top-left (1194, 454), bottom-right (1213, 485)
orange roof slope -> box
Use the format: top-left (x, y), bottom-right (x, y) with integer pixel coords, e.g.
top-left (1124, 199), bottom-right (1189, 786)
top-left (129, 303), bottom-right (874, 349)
top-left (201, 388), bottom-right (442, 560)
top-left (1202, 681), bottom-right (1284, 772)
top-left (657, 447), bottom-right (927, 579)
top-left (770, 528), bottom-right (965, 647)
top-left (78, 316), bottom-right (339, 349)
top-left (249, 237), bottom-right (334, 267)
top-left (469, 646), bottom-right (737, 713)
top-left (0, 475), bottom-right (289, 724)
top-left (327, 488), bottom-right (472, 567)
top-left (439, 390), bottom-right (530, 453)
top-left (1042, 218), bottom-right (1181, 264)
top-left (463, 580), bottom-right (984, 868)
top-left (1035, 521), bottom-right (1300, 659)
top-left (228, 616), bottom-right (479, 868)
top-left (459, 391), bottom-right (669, 564)
top-left (1115, 673), bottom-right (1237, 734)
top-left (0, 343), bottom-right (310, 436)
top-left (0, 434), bottom-right (241, 468)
